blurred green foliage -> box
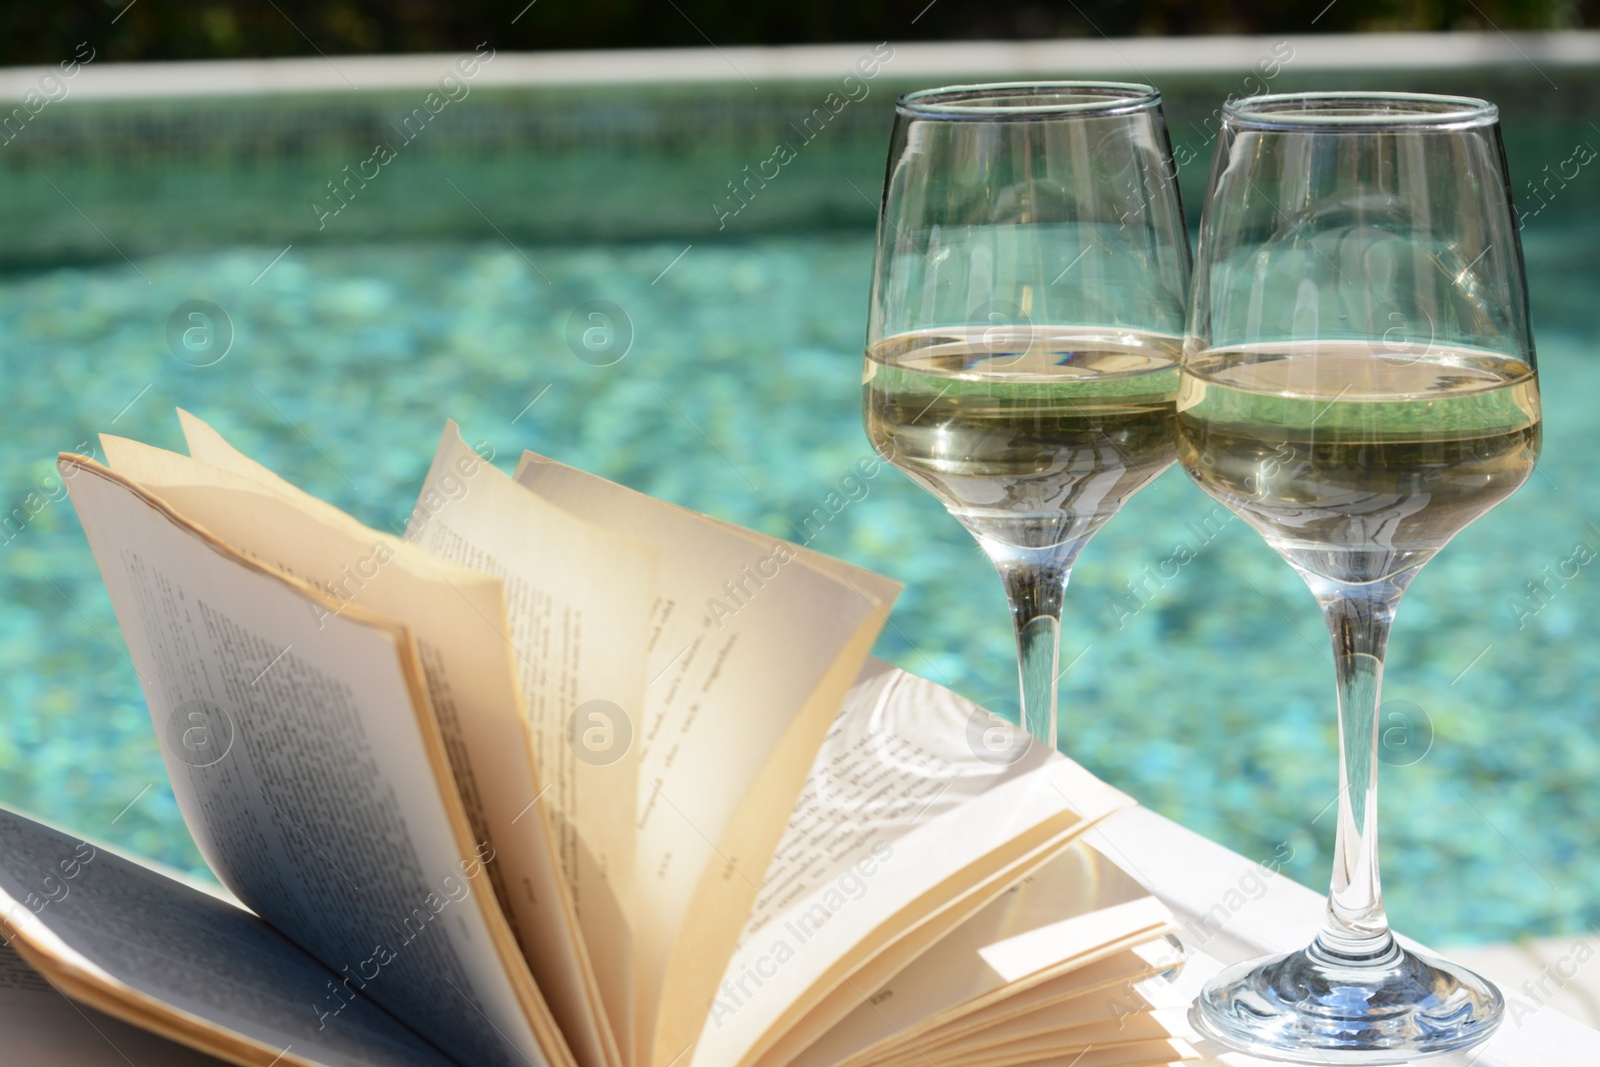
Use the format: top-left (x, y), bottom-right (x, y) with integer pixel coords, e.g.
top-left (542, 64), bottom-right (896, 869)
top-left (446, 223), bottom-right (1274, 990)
top-left (0, 0), bottom-right (1594, 65)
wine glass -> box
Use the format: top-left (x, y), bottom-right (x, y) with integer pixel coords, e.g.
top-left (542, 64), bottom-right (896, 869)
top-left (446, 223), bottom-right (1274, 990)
top-left (863, 83), bottom-right (1191, 748)
top-left (1178, 92), bottom-right (1538, 1060)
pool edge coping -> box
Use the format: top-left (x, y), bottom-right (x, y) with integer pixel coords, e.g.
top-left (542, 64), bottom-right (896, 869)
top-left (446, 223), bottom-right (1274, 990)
top-left (2, 31), bottom-right (1598, 102)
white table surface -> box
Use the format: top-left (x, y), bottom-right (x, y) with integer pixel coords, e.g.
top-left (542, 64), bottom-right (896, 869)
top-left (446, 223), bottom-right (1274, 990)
top-left (1091, 807), bottom-right (1600, 1066)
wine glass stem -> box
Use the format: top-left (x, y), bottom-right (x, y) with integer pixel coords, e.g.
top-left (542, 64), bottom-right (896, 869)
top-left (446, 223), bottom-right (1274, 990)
top-left (997, 558), bottom-right (1073, 749)
top-left (1312, 578), bottom-right (1406, 963)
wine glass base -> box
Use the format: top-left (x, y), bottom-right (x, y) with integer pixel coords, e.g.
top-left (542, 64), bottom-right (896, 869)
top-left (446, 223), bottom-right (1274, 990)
top-left (1191, 941), bottom-right (1504, 1064)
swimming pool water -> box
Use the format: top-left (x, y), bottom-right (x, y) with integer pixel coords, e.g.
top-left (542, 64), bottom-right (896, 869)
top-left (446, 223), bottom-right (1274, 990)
top-left (1, 216), bottom-right (1595, 946)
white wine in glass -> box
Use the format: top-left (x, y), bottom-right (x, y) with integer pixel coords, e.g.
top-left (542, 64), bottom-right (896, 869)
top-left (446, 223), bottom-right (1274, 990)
top-left (865, 326), bottom-right (1179, 548)
top-left (1178, 341), bottom-right (1539, 585)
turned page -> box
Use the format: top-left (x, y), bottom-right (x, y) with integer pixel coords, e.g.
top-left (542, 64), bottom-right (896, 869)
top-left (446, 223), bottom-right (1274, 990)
top-left (62, 458), bottom-right (564, 1067)
top-left (0, 809), bottom-right (457, 1067)
top-left (404, 423), bottom-right (655, 1067)
top-left (513, 451), bottom-right (899, 1067)
top-left (788, 848), bottom-right (1177, 1067)
top-left (108, 422), bottom-right (639, 1067)
top-left (888, 944), bottom-right (1177, 1055)
top-left (693, 661), bottom-right (1136, 1067)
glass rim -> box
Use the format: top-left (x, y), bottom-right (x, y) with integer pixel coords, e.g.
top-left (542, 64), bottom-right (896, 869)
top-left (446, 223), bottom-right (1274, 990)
top-left (1223, 91), bottom-right (1498, 132)
top-left (895, 81), bottom-right (1162, 121)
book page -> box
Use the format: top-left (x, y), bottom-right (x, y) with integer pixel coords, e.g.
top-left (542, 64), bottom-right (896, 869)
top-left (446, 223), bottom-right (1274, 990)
top-left (904, 1010), bottom-right (1190, 1067)
top-left (0, 938), bottom-right (244, 1066)
top-left (690, 661), bottom-right (1136, 1067)
top-left (871, 945), bottom-right (1195, 1067)
top-left (405, 424), bottom-right (655, 1067)
top-left (884, 992), bottom-right (1185, 1067)
top-left (0, 808), bottom-right (457, 1067)
top-left (898, 944), bottom-right (1169, 1052)
top-left (1018, 1042), bottom-right (1194, 1067)
top-left (107, 422), bottom-right (624, 1067)
top-left (883, 1037), bottom-right (1193, 1067)
top-left (789, 847), bottom-right (1175, 1067)
top-left (512, 451), bottom-right (899, 1067)
top-left (62, 458), bottom-right (565, 1067)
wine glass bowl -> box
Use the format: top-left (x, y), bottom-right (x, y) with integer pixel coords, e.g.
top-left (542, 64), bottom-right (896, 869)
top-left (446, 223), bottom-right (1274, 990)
top-left (1179, 92), bottom-right (1538, 1062)
top-left (863, 82), bottom-right (1191, 746)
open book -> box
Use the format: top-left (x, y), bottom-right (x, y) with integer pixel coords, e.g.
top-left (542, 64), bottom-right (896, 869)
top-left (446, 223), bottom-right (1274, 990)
top-left (0, 413), bottom-right (1196, 1067)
